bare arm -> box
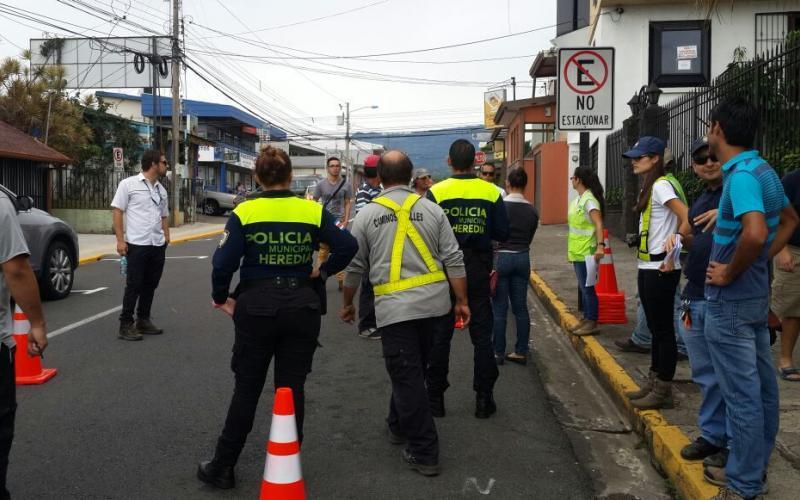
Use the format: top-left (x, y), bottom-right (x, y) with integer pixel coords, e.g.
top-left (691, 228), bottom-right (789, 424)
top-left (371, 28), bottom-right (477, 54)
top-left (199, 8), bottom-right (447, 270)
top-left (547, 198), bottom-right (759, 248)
top-left (3, 255), bottom-right (47, 355)
top-left (447, 276), bottom-right (471, 328)
top-left (162, 217), bottom-right (170, 245)
top-left (342, 196), bottom-right (352, 227)
top-left (664, 198), bottom-right (691, 251)
top-left (112, 208), bottom-right (127, 256)
top-left (589, 209), bottom-right (604, 261)
top-left (768, 204), bottom-right (799, 259)
top-left (707, 211), bottom-right (767, 286)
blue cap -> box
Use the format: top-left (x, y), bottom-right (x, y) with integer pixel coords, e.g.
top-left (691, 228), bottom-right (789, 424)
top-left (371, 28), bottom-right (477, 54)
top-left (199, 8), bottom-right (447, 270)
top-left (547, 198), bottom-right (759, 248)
top-left (622, 136), bottom-right (666, 158)
top-left (691, 136), bottom-right (709, 155)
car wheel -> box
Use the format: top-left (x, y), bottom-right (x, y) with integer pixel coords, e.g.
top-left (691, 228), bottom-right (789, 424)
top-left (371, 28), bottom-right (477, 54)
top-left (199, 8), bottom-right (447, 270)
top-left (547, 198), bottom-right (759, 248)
top-left (42, 241), bottom-right (74, 300)
top-left (203, 199), bottom-right (219, 216)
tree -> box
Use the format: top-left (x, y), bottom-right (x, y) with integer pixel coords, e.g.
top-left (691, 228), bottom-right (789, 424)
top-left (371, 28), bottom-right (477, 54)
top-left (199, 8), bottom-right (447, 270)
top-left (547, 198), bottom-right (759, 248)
top-left (80, 95), bottom-right (143, 169)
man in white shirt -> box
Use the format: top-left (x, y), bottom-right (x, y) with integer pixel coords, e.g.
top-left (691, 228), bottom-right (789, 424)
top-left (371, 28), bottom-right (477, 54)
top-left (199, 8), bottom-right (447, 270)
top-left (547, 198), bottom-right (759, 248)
top-left (111, 149), bottom-right (170, 341)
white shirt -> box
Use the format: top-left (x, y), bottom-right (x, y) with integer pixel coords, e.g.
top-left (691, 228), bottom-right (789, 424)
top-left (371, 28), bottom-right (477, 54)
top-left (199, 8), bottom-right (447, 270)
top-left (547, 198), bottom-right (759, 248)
top-left (495, 184), bottom-right (507, 198)
top-left (111, 173), bottom-right (169, 246)
top-left (638, 179), bottom-right (680, 270)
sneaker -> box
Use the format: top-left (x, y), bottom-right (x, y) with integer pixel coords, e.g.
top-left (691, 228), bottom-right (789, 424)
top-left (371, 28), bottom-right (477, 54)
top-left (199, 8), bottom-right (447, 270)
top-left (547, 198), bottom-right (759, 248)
top-left (614, 339), bottom-right (650, 353)
top-left (681, 437), bottom-right (721, 460)
top-left (703, 449), bottom-right (729, 468)
top-left (118, 322), bottom-right (143, 341)
top-left (401, 449), bottom-right (440, 476)
top-left (704, 464), bottom-right (727, 487)
top-left (359, 327), bottom-right (377, 338)
top-left (135, 318), bottom-right (163, 335)
top-left (366, 329), bottom-right (381, 340)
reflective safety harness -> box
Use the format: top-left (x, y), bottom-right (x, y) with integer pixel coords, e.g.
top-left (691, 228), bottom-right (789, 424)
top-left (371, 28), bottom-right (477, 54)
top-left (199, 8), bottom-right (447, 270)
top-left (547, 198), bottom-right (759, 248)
top-left (638, 174), bottom-right (687, 261)
top-left (371, 193), bottom-right (447, 296)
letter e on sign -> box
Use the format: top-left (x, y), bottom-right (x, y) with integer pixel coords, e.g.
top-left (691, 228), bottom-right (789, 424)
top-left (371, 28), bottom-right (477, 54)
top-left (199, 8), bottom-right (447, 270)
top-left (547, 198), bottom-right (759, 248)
top-left (113, 147), bottom-right (124, 169)
top-left (557, 47), bottom-right (614, 131)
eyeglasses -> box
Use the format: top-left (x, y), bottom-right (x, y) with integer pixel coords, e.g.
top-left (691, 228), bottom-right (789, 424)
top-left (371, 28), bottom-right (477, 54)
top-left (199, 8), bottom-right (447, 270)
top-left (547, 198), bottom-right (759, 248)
top-left (692, 154), bottom-right (718, 164)
top-left (479, 171), bottom-right (495, 177)
top-left (159, 160), bottom-right (168, 165)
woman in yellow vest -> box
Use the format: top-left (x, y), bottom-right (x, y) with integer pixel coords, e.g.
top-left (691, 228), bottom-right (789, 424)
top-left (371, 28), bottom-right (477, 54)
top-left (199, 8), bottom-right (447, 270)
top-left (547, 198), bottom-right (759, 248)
top-left (567, 166), bottom-right (606, 336)
top-left (622, 136), bottom-right (689, 411)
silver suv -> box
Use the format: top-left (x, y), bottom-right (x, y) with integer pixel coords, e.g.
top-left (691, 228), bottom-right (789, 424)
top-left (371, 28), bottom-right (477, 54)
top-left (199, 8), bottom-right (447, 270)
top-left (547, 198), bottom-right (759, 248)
top-left (0, 183), bottom-right (79, 300)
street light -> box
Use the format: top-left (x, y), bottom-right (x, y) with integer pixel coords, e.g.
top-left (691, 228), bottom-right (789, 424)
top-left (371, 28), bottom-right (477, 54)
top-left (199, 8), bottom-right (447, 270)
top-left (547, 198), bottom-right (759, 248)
top-left (340, 103), bottom-right (379, 181)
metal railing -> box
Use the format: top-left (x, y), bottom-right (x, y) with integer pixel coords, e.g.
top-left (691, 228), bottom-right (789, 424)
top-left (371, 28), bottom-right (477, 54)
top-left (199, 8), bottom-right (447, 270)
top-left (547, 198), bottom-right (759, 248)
top-left (51, 169), bottom-right (139, 209)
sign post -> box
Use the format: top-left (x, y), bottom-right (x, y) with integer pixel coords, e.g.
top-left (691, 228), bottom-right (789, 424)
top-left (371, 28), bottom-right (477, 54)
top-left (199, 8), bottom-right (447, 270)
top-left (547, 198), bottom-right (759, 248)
top-left (557, 48), bottom-right (615, 132)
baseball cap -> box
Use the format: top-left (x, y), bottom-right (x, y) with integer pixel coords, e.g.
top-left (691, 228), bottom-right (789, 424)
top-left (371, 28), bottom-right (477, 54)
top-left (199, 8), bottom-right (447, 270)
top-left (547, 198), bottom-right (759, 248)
top-left (363, 154), bottom-right (380, 178)
top-left (413, 168), bottom-right (431, 180)
top-left (622, 136), bottom-right (666, 158)
top-left (691, 136), bottom-right (709, 155)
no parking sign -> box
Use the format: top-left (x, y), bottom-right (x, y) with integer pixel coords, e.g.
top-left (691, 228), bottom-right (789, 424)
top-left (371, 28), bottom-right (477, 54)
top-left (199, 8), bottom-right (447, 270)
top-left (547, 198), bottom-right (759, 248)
top-left (557, 48), bottom-right (615, 131)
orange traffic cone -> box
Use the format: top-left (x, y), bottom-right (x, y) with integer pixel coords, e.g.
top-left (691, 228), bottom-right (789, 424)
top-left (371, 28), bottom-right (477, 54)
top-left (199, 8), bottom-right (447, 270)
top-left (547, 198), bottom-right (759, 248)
top-left (596, 230), bottom-right (628, 325)
top-left (12, 305), bottom-right (57, 385)
top-left (260, 387), bottom-right (306, 500)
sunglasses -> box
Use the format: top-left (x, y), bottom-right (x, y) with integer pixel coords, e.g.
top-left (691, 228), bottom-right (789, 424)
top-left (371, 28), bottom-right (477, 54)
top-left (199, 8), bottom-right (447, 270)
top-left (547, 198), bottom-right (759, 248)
top-left (692, 154), bottom-right (718, 164)
top-left (480, 171), bottom-right (495, 176)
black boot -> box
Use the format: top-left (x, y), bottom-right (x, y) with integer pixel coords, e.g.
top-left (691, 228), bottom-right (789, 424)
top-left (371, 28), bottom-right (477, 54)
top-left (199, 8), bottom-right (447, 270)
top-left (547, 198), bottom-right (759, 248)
top-left (136, 318), bottom-right (163, 335)
top-left (475, 392), bottom-right (496, 419)
top-left (428, 393), bottom-right (445, 418)
top-left (197, 460), bottom-right (235, 489)
top-left (118, 322), bottom-right (143, 341)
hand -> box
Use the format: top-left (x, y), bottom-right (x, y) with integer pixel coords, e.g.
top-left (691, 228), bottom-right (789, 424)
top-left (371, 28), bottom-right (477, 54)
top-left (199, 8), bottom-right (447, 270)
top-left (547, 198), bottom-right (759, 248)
top-left (214, 298), bottom-right (236, 317)
top-left (309, 267), bottom-right (321, 279)
top-left (776, 248), bottom-right (796, 272)
top-left (454, 302), bottom-right (471, 329)
top-left (663, 233), bottom-right (679, 253)
top-left (164, 238), bottom-right (170, 246)
top-left (116, 241), bottom-right (128, 256)
top-left (659, 259), bottom-right (675, 272)
top-left (339, 304), bottom-right (356, 324)
top-left (28, 324), bottom-right (48, 357)
top-left (593, 247), bottom-right (604, 262)
top-left (694, 209), bottom-right (718, 233)
top-left (706, 261), bottom-right (732, 286)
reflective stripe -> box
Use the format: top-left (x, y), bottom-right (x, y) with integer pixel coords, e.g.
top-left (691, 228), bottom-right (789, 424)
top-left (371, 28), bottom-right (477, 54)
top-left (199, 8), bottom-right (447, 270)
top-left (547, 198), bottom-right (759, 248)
top-left (13, 305), bottom-right (29, 335)
top-left (429, 177), bottom-right (500, 204)
top-left (268, 415), bottom-right (299, 443)
top-left (638, 175), bottom-right (687, 261)
top-left (372, 194), bottom-right (446, 296)
top-left (234, 197), bottom-right (322, 226)
top-left (264, 453), bottom-right (303, 484)
top-left (568, 227), bottom-right (594, 236)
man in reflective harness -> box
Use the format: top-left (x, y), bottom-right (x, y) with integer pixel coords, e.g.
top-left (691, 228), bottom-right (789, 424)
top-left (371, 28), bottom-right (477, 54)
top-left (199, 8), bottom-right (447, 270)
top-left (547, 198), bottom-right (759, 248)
top-left (340, 150), bottom-right (469, 476)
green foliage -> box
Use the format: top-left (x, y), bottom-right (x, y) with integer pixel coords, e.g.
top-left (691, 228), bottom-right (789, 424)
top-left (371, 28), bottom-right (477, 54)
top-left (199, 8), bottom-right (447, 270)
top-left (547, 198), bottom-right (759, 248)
top-left (605, 186), bottom-right (623, 208)
top-left (673, 170), bottom-right (706, 204)
top-left (80, 96), bottom-right (142, 168)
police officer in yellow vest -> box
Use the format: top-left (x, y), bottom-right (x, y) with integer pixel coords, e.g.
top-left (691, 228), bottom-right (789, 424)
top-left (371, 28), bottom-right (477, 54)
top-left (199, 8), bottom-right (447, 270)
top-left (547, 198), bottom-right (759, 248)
top-left (198, 147), bottom-right (357, 490)
top-left (427, 139), bottom-right (509, 419)
top-left (340, 150), bottom-right (469, 476)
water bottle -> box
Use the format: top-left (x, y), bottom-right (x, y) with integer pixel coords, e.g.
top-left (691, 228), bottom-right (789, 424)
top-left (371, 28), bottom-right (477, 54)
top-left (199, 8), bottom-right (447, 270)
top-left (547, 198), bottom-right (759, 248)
top-left (120, 256), bottom-right (128, 277)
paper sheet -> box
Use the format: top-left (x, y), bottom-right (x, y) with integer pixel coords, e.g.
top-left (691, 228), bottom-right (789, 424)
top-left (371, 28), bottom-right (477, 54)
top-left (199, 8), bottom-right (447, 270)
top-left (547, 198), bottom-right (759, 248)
top-left (585, 255), bottom-right (598, 287)
top-left (662, 234), bottom-right (683, 270)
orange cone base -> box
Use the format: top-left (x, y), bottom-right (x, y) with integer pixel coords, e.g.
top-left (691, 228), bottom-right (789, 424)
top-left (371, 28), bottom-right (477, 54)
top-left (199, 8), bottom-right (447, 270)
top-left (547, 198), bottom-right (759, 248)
top-left (597, 292), bottom-right (628, 324)
top-left (16, 367), bottom-right (57, 385)
top-left (260, 479), bottom-right (306, 500)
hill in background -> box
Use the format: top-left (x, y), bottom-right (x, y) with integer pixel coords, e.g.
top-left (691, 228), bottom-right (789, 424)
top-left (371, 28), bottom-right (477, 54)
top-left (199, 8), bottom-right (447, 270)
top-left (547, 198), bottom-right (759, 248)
top-left (354, 125), bottom-right (488, 181)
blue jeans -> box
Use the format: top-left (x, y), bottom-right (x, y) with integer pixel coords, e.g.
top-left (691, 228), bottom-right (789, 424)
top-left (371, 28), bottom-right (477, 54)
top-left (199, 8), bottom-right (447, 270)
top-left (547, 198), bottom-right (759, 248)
top-left (678, 298), bottom-right (727, 448)
top-left (572, 261), bottom-right (598, 321)
top-left (706, 297), bottom-right (778, 498)
top-left (631, 291), bottom-right (688, 355)
top-left (492, 252), bottom-right (531, 355)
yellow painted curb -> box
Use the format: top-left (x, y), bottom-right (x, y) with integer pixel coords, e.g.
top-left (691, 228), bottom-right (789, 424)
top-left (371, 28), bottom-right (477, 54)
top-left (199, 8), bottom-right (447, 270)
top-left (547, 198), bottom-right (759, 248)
top-left (77, 229), bottom-right (224, 266)
top-left (530, 270), bottom-right (718, 500)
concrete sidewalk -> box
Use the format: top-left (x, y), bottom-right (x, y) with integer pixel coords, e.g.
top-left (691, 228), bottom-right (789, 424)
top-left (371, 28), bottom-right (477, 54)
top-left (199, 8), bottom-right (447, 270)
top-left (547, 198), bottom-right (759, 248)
top-left (78, 221), bottom-right (225, 264)
top-left (530, 224), bottom-right (800, 499)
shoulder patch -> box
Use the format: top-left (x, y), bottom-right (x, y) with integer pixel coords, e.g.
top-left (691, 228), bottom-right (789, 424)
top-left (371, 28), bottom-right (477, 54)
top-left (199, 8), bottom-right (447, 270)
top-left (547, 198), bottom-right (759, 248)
top-left (218, 230), bottom-right (230, 248)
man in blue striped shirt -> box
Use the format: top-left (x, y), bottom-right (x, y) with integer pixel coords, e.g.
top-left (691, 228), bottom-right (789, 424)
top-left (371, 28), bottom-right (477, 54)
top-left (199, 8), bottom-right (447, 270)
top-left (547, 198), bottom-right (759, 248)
top-left (703, 97), bottom-right (799, 499)
top-left (354, 154), bottom-right (382, 338)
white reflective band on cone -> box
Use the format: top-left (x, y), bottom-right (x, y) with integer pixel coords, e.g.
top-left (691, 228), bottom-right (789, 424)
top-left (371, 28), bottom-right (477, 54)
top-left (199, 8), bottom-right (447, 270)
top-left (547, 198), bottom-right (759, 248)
top-left (264, 453), bottom-right (303, 484)
top-left (269, 415), bottom-right (299, 443)
top-left (13, 305), bottom-right (30, 335)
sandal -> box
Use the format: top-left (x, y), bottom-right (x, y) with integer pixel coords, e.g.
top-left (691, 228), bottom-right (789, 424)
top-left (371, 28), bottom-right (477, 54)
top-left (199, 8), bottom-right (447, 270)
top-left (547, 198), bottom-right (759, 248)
top-left (780, 367), bottom-right (800, 382)
top-left (505, 352), bottom-right (528, 365)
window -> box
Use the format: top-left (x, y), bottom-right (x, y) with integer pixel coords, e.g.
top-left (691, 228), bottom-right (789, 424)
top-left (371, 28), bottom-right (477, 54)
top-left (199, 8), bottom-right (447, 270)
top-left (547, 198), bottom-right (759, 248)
top-left (523, 123), bottom-right (555, 157)
top-left (755, 12), bottom-right (800, 56)
top-left (649, 21), bottom-right (711, 87)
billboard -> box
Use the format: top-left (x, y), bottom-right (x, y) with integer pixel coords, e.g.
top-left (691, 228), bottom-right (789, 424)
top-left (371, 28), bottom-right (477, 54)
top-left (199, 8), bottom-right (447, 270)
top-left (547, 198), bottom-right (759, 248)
top-left (483, 89), bottom-right (506, 129)
top-left (30, 37), bottom-right (172, 89)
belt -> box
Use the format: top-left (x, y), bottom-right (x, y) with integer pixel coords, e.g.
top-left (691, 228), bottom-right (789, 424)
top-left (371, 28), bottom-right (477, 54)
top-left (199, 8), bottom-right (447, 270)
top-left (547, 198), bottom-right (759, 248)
top-left (240, 276), bottom-right (311, 291)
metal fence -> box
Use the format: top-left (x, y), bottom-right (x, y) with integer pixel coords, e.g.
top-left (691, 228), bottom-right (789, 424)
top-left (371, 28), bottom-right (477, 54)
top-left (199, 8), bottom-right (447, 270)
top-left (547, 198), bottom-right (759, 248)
top-left (51, 169), bottom-right (139, 209)
top-left (604, 129), bottom-right (627, 210)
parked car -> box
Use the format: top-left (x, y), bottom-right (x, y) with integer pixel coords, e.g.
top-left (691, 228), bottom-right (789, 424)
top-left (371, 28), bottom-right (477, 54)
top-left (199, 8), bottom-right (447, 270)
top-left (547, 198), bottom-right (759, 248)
top-left (291, 175), bottom-right (321, 198)
top-left (199, 189), bottom-right (239, 216)
top-left (0, 183), bottom-right (79, 300)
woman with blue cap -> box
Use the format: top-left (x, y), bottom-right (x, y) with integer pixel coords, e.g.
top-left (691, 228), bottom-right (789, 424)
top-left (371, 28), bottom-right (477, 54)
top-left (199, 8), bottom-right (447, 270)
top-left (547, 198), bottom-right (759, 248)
top-left (622, 136), bottom-right (690, 410)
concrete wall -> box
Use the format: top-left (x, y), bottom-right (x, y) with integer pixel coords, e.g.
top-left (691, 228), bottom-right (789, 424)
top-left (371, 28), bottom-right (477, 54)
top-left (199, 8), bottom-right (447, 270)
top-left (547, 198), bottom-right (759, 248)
top-left (51, 209), bottom-right (114, 234)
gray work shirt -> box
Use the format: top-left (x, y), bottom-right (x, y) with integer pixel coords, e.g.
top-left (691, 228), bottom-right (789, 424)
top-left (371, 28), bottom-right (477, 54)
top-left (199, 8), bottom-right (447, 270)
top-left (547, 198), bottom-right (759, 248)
top-left (345, 186), bottom-right (465, 328)
top-left (313, 177), bottom-right (353, 222)
top-left (0, 192), bottom-right (31, 348)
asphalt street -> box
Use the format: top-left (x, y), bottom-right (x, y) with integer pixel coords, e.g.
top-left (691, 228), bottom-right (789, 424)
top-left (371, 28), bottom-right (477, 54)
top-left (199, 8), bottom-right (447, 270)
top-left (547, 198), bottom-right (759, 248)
top-left (9, 237), bottom-right (594, 499)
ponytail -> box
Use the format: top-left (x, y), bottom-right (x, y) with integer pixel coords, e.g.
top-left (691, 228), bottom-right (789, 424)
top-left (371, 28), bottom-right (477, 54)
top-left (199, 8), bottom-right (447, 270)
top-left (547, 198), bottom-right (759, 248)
top-left (573, 166), bottom-right (606, 214)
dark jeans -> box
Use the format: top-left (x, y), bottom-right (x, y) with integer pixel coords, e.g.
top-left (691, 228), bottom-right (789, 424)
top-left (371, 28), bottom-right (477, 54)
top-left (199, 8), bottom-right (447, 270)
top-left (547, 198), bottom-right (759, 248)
top-left (382, 316), bottom-right (443, 465)
top-left (492, 251), bottom-right (531, 355)
top-left (213, 286), bottom-right (321, 467)
top-left (572, 261), bottom-right (599, 321)
top-left (638, 269), bottom-right (681, 381)
top-left (119, 243), bottom-right (167, 324)
top-left (428, 250), bottom-right (499, 395)
top-left (358, 274), bottom-right (376, 332)
top-left (1, 344), bottom-right (15, 500)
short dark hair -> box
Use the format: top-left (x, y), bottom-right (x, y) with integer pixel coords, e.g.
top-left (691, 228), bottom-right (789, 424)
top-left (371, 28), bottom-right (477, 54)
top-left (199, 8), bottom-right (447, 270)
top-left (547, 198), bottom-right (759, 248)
top-left (506, 168), bottom-right (527, 189)
top-left (377, 150), bottom-right (413, 186)
top-left (710, 96), bottom-right (759, 149)
top-left (449, 139), bottom-right (475, 171)
top-left (255, 146), bottom-right (292, 187)
top-left (480, 162), bottom-right (495, 171)
top-left (326, 156), bottom-right (341, 167)
top-left (141, 149), bottom-right (162, 171)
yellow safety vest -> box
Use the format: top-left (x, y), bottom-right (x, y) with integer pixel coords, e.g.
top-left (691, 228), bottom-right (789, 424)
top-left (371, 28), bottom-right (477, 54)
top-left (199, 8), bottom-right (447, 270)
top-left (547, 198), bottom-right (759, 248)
top-left (567, 190), bottom-right (600, 262)
top-left (371, 193), bottom-right (447, 296)
top-left (638, 174), bottom-right (687, 261)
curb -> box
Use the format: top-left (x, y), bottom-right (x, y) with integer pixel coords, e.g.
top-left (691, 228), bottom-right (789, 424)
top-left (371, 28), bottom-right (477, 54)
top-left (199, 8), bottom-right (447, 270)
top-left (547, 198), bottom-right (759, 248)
top-left (529, 271), bottom-right (718, 500)
top-left (77, 229), bottom-right (224, 266)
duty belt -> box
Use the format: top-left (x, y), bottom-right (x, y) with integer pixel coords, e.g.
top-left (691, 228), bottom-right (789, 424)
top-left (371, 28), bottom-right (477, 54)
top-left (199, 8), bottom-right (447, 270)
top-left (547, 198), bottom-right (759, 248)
top-left (241, 276), bottom-right (311, 291)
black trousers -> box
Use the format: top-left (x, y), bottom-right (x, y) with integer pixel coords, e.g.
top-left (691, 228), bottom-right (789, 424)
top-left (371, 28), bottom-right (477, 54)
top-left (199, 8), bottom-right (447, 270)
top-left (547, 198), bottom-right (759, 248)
top-left (428, 250), bottom-right (499, 395)
top-left (638, 269), bottom-right (681, 381)
top-left (214, 286), bottom-right (321, 467)
top-left (357, 274), bottom-right (376, 332)
top-left (0, 344), bottom-right (15, 500)
top-left (382, 316), bottom-right (443, 465)
top-left (120, 243), bottom-right (167, 323)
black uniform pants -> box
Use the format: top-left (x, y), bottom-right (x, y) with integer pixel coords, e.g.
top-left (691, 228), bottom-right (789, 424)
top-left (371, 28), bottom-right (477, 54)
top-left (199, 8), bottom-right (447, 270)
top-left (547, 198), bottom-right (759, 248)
top-left (358, 274), bottom-right (376, 332)
top-left (382, 316), bottom-right (443, 465)
top-left (214, 286), bottom-right (321, 467)
top-left (428, 251), bottom-right (499, 395)
top-left (638, 269), bottom-right (681, 381)
top-left (120, 243), bottom-right (166, 324)
top-left (0, 344), bottom-right (15, 500)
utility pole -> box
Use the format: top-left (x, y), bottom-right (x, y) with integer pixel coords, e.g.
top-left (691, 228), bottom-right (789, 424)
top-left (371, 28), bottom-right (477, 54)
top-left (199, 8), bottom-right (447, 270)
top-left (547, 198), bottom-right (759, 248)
top-left (344, 101), bottom-right (351, 181)
top-left (511, 76), bottom-right (516, 100)
top-left (170, 0), bottom-right (181, 226)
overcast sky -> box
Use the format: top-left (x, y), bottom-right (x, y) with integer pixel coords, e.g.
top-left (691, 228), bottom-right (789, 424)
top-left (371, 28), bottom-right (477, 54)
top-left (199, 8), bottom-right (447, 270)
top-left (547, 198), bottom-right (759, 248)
top-left (0, 0), bottom-right (558, 136)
